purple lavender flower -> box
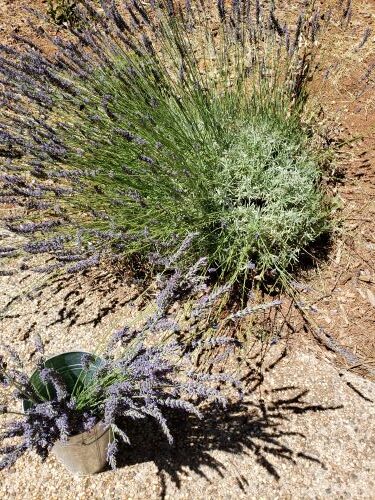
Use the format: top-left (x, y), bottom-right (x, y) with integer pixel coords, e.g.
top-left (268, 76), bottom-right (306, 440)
top-left (166, 0), bottom-right (175, 17)
top-left (151, 318), bottom-right (180, 333)
top-left (111, 326), bottom-right (138, 347)
top-left (106, 440), bottom-right (118, 470)
top-left (23, 236), bottom-right (66, 254)
top-left (217, 0), bottom-right (225, 20)
top-left (342, 0), bottom-right (352, 25)
top-left (246, 261), bottom-right (256, 270)
top-left (1, 344), bottom-right (22, 367)
top-left (270, 11), bottom-right (284, 37)
top-left (133, 1), bottom-right (150, 25)
top-left (80, 353), bottom-right (95, 370)
top-left (7, 220), bottom-right (62, 234)
top-left (139, 154), bottom-right (155, 165)
top-left (102, 94), bottom-right (116, 119)
top-left (155, 270), bottom-right (182, 317)
top-left (0, 247), bottom-right (16, 259)
top-left (310, 10), bottom-right (320, 42)
top-left (176, 380), bottom-right (227, 407)
top-left (166, 232), bottom-right (198, 267)
top-left (34, 262), bottom-right (67, 273)
top-left (191, 336), bottom-right (238, 350)
top-left (356, 27), bottom-right (371, 50)
top-left (255, 0), bottom-right (261, 24)
top-left (232, 0), bottom-right (240, 17)
top-left (292, 12), bottom-right (303, 54)
top-left (39, 368), bottom-right (68, 401)
top-left (227, 300), bottom-right (282, 321)
top-left (104, 396), bottom-right (120, 424)
top-left (55, 414), bottom-right (70, 442)
top-left (82, 412), bottom-right (98, 432)
top-left (124, 188), bottom-right (146, 206)
top-left (115, 128), bottom-right (147, 145)
top-left (66, 254), bottom-right (100, 273)
top-left (33, 334), bottom-right (45, 355)
top-left (0, 444), bottom-right (27, 470)
top-left (56, 253), bottom-right (83, 262)
top-left (162, 397), bottom-right (201, 418)
top-left (144, 405), bottom-right (173, 444)
top-left (192, 283), bottom-right (232, 317)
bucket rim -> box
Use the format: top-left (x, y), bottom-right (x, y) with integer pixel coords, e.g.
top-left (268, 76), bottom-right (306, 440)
top-left (22, 350), bottom-right (102, 412)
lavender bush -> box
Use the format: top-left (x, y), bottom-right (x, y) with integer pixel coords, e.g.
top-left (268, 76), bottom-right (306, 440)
top-left (0, 0), bottom-right (334, 284)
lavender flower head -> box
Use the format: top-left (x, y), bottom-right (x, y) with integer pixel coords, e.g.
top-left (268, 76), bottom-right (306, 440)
top-left (39, 368), bottom-right (68, 401)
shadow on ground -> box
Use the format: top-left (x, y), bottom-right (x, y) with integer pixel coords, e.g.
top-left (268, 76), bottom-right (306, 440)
top-left (116, 385), bottom-right (342, 497)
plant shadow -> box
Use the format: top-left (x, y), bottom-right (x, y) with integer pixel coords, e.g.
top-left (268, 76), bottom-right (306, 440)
top-left (297, 231), bottom-right (334, 274)
top-left (116, 385), bottom-right (342, 497)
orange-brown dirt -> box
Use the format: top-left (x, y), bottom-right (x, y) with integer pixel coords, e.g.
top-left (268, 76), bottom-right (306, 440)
top-left (295, 0), bottom-right (375, 378)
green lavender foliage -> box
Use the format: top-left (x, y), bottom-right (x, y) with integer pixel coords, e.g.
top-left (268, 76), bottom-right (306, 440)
top-left (47, 0), bottom-right (79, 25)
top-left (0, 1), bottom-right (332, 282)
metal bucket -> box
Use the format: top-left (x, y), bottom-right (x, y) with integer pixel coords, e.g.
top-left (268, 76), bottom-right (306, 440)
top-left (23, 351), bottom-right (112, 476)
top-left (52, 421), bottom-right (113, 476)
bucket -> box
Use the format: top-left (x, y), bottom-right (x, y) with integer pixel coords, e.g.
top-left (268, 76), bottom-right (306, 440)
top-left (23, 351), bottom-right (113, 475)
top-left (52, 420), bottom-right (113, 476)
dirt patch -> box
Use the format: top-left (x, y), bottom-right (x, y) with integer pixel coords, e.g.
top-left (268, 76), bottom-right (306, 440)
top-left (0, 0), bottom-right (58, 50)
top-left (290, 0), bottom-right (375, 378)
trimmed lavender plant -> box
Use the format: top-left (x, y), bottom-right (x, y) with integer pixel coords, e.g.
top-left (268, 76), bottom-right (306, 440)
top-left (0, 0), bottom-right (334, 284)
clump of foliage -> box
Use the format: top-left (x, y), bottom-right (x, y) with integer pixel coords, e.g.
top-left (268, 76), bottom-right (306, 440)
top-left (47, 0), bottom-right (79, 25)
top-left (0, 1), bottom-right (332, 283)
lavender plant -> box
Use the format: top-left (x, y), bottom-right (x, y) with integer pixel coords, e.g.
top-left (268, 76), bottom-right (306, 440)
top-left (0, 1), bottom-right (333, 284)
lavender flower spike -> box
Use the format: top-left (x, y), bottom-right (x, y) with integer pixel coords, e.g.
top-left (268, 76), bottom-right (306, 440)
top-left (227, 299), bottom-right (282, 321)
top-left (106, 440), bottom-right (118, 470)
top-left (39, 368), bottom-right (68, 401)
